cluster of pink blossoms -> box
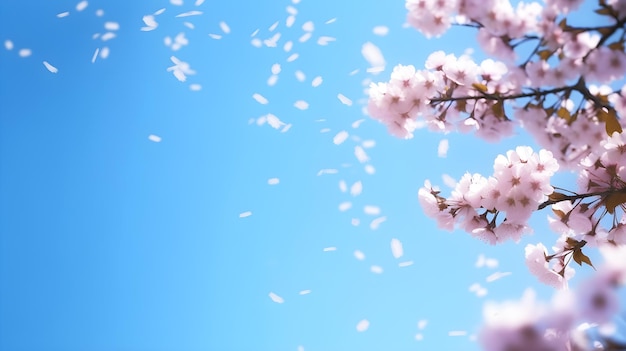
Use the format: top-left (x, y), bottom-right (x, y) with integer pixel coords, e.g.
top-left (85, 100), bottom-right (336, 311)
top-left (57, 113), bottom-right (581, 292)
top-left (374, 0), bottom-right (626, 349)
top-left (480, 245), bottom-right (626, 351)
top-left (546, 132), bottom-right (626, 249)
top-left (419, 146), bottom-right (558, 244)
top-left (527, 133), bottom-right (626, 289)
top-left (370, 0), bottom-right (626, 170)
top-left (367, 52), bottom-right (518, 141)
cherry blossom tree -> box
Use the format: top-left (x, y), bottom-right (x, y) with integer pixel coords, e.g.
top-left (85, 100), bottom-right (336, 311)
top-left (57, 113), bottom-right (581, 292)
top-left (367, 0), bottom-right (626, 349)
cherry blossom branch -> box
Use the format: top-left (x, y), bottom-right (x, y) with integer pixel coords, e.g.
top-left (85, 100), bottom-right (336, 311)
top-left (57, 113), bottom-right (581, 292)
top-left (538, 188), bottom-right (626, 210)
top-left (429, 85), bottom-right (573, 104)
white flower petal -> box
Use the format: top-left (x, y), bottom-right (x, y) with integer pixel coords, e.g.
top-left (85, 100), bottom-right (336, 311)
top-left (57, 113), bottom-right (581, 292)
top-left (269, 292), bottom-right (284, 303)
top-left (390, 238), bottom-right (403, 258)
top-left (42, 61), bottom-right (58, 73)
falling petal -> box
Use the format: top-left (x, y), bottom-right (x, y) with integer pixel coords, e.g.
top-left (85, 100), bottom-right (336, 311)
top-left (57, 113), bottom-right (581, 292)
top-left (364, 165), bottom-right (376, 174)
top-left (350, 181), bottom-right (362, 196)
top-left (4, 40), bottom-right (13, 50)
top-left (91, 48), bottom-right (100, 63)
top-left (398, 261), bottom-right (414, 267)
top-left (442, 174), bottom-right (457, 188)
top-left (338, 202), bottom-right (352, 212)
top-left (351, 218), bottom-right (360, 226)
top-left (418, 320), bottom-right (428, 330)
top-left (101, 32), bottom-right (116, 41)
top-left (42, 61), bottom-right (58, 73)
top-left (18, 49), bottom-right (32, 57)
top-left (370, 265), bottom-right (383, 274)
top-left (266, 114), bottom-right (285, 129)
top-left (189, 84), bottom-right (202, 91)
top-left (317, 169), bottom-right (338, 176)
top-left (294, 100), bottom-right (309, 110)
top-left (287, 53), bottom-right (299, 62)
top-left (364, 205), bottom-right (380, 216)
top-left (438, 139), bottom-right (449, 158)
top-left (486, 272), bottom-right (512, 282)
top-left (299, 290), bottom-right (311, 295)
top-left (220, 21), bottom-right (231, 34)
top-left (448, 331), bottom-right (468, 336)
top-left (286, 5), bottom-right (297, 15)
top-left (239, 211), bottom-right (252, 218)
top-left (354, 146), bottom-right (369, 163)
top-left (253, 93), bottom-right (269, 105)
top-left (175, 10), bottom-right (202, 17)
top-left (316, 36), bottom-right (336, 46)
top-left (294, 70), bottom-right (306, 82)
top-left (269, 292), bottom-right (284, 303)
top-left (339, 180), bottom-right (347, 193)
top-left (311, 76), bottom-right (323, 87)
top-left (337, 93), bottom-right (352, 106)
top-left (99, 46), bottom-right (109, 59)
top-left (104, 22), bottom-right (120, 31)
top-left (352, 119), bottom-right (365, 128)
top-left (333, 131), bottom-right (349, 145)
top-left (75, 0), bottom-right (88, 12)
top-left (267, 75), bottom-right (278, 86)
top-left (323, 247), bottom-right (336, 252)
top-left (356, 319), bottom-right (370, 332)
top-left (354, 250), bottom-right (365, 260)
top-left (361, 42), bottom-right (385, 70)
top-left (390, 238), bottom-right (403, 258)
top-left (148, 134), bottom-right (162, 142)
top-left (57, 12), bottom-right (70, 18)
top-left (271, 63), bottom-right (281, 75)
top-left (370, 216), bottom-right (386, 230)
top-left (362, 140), bottom-right (376, 148)
top-left (267, 178), bottom-right (280, 185)
top-left (373, 25), bottom-right (389, 36)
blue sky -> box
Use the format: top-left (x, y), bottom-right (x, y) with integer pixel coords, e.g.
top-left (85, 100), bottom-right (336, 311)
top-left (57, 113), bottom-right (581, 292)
top-left (0, 1), bottom-right (622, 351)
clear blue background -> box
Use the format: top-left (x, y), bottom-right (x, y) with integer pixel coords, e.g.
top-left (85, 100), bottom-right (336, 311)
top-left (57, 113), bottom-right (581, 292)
top-left (0, 1), bottom-right (620, 350)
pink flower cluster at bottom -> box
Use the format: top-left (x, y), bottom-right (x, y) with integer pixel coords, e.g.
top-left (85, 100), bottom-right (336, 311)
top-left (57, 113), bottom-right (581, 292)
top-left (480, 245), bottom-right (626, 351)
